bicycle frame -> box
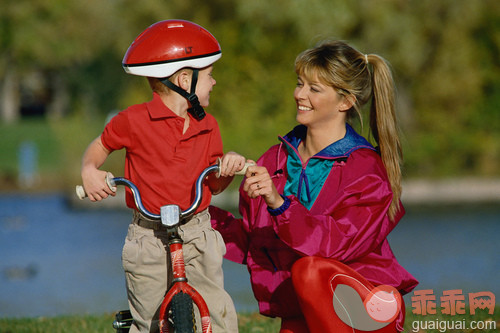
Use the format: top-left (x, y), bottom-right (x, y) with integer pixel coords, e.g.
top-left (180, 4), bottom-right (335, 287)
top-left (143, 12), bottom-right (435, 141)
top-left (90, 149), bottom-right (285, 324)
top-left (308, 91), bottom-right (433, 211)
top-left (159, 240), bottom-right (211, 333)
top-left (111, 164), bottom-right (219, 333)
top-left (78, 160), bottom-right (253, 332)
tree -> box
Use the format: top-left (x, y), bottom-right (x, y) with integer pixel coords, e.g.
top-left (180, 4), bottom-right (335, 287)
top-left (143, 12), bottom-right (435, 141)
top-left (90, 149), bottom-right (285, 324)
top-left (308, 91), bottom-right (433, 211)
top-left (1, 0), bottom-right (498, 177)
top-left (1, 0), bottom-right (126, 122)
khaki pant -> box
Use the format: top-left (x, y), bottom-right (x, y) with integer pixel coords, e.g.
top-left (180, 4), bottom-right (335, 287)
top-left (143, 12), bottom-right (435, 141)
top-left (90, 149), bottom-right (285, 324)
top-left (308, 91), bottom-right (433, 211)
top-left (122, 209), bottom-right (238, 332)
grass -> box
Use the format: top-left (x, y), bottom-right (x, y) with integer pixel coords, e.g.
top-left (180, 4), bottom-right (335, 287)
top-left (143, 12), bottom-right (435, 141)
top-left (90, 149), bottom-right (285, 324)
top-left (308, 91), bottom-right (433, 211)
top-left (0, 313), bottom-right (280, 333)
top-left (1, 309), bottom-right (498, 333)
top-left (0, 314), bottom-right (115, 333)
top-left (0, 119), bottom-right (60, 172)
top-left (0, 117), bottom-right (124, 191)
top-left (0, 119), bottom-right (60, 190)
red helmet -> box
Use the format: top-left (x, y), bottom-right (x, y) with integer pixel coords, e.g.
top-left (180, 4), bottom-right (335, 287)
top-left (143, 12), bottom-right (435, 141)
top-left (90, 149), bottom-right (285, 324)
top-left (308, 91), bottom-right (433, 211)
top-left (122, 20), bottom-right (221, 78)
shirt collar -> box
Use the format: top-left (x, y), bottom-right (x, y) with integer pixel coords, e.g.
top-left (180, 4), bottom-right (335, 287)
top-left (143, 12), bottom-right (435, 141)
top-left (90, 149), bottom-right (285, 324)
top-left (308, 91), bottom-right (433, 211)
top-left (147, 92), bottom-right (178, 119)
top-left (146, 92), bottom-right (212, 135)
top-left (280, 123), bottom-right (375, 159)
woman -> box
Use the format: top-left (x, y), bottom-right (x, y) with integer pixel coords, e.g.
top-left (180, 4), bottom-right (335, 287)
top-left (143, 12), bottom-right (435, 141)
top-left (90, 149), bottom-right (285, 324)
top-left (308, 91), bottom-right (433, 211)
top-left (212, 40), bottom-right (418, 332)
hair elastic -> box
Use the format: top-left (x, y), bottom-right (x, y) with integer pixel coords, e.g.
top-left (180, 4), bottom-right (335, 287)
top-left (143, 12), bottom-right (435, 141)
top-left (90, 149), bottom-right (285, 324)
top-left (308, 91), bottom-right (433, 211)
top-left (364, 54), bottom-right (369, 65)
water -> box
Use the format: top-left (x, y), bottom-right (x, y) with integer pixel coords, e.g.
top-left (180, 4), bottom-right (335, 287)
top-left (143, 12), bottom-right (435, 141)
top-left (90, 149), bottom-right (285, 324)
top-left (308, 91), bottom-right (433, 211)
top-left (0, 193), bottom-right (499, 318)
top-left (388, 204), bottom-right (500, 297)
top-left (0, 193), bottom-right (257, 318)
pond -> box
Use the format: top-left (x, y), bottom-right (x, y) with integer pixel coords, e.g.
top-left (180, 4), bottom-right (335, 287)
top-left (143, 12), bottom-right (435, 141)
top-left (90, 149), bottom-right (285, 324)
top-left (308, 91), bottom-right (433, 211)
top-left (0, 193), bottom-right (498, 318)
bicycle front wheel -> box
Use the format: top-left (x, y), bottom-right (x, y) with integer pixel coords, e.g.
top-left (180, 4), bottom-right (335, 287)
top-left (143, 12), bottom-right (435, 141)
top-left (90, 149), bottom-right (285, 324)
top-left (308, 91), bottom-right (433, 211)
top-left (170, 291), bottom-right (196, 333)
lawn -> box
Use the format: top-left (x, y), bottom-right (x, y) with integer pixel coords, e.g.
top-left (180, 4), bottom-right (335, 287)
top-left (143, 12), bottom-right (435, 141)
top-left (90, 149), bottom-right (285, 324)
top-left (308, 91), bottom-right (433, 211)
top-left (0, 313), bottom-right (280, 333)
top-left (1, 309), bottom-right (498, 333)
top-left (0, 117), bottom-right (123, 191)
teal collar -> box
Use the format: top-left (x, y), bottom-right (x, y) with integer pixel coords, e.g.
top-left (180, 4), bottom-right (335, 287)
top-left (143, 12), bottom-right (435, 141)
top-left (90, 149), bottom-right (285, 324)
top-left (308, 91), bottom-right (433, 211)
top-left (279, 124), bottom-right (375, 209)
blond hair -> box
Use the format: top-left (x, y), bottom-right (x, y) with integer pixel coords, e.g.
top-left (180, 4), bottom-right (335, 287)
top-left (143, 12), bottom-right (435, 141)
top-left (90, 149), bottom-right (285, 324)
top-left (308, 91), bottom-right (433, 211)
top-left (147, 68), bottom-right (194, 94)
top-left (295, 40), bottom-right (402, 220)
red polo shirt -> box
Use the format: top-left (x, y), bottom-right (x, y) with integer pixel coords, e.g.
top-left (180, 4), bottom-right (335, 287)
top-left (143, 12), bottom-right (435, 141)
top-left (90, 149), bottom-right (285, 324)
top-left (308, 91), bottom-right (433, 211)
top-left (101, 92), bottom-right (223, 214)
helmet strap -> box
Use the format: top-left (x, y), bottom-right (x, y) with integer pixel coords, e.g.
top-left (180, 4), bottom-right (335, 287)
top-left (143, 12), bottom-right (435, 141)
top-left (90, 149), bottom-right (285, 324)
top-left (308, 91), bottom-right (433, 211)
top-left (160, 69), bottom-right (206, 121)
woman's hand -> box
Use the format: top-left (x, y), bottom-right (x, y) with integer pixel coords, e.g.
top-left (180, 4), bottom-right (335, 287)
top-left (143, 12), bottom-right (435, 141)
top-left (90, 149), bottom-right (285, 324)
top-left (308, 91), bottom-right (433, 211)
top-left (243, 165), bottom-right (284, 209)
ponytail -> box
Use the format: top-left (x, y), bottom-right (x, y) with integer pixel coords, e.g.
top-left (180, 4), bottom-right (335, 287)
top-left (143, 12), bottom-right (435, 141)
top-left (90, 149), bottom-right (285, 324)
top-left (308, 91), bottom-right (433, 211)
top-left (367, 54), bottom-right (402, 221)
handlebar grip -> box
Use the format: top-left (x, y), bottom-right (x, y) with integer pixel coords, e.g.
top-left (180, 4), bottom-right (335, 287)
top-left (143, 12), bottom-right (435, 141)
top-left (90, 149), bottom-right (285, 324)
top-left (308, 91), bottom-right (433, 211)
top-left (75, 172), bottom-right (117, 200)
top-left (216, 157), bottom-right (256, 178)
top-left (75, 185), bottom-right (86, 200)
top-left (234, 161), bottom-right (255, 176)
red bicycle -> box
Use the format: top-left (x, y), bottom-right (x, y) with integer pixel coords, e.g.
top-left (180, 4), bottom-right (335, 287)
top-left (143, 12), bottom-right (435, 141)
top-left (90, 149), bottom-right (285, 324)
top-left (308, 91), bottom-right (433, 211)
top-left (76, 160), bottom-right (251, 333)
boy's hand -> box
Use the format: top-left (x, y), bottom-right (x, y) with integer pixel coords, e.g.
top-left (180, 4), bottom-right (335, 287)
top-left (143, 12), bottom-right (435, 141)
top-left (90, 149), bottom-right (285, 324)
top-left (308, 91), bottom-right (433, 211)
top-left (218, 151), bottom-right (247, 177)
top-left (81, 168), bottom-right (116, 201)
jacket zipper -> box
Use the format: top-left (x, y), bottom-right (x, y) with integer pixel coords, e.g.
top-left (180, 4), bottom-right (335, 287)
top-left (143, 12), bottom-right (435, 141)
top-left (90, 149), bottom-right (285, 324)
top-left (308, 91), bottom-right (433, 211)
top-left (262, 248), bottom-right (278, 272)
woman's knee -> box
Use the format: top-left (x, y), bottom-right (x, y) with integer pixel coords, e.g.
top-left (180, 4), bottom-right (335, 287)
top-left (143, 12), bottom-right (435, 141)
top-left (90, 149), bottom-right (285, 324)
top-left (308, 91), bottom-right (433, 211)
top-left (280, 317), bottom-right (310, 333)
top-left (291, 256), bottom-right (316, 286)
top-left (291, 256), bottom-right (344, 287)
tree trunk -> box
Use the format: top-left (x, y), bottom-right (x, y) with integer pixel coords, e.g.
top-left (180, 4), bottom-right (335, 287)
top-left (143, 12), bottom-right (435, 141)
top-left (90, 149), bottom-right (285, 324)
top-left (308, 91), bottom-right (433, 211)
top-left (1, 66), bottom-right (20, 124)
top-left (47, 72), bottom-right (69, 120)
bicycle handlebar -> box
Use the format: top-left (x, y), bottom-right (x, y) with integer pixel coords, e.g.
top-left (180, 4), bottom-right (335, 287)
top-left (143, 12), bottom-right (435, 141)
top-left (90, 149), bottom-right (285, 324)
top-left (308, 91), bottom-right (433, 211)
top-left (76, 161), bottom-right (255, 222)
top-left (109, 164), bottom-right (219, 221)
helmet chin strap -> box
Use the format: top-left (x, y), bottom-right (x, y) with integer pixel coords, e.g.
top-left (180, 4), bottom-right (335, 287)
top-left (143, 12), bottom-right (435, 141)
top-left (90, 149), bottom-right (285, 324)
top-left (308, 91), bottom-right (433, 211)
top-left (160, 69), bottom-right (206, 121)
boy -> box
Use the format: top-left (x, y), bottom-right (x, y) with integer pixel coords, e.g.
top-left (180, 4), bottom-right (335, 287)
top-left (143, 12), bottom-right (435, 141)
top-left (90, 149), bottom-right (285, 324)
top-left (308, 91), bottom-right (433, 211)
top-left (81, 20), bottom-right (240, 332)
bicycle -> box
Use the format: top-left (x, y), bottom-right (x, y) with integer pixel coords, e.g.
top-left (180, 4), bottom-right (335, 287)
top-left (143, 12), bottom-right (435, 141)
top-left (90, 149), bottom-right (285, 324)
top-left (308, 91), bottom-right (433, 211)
top-left (76, 159), bottom-right (252, 333)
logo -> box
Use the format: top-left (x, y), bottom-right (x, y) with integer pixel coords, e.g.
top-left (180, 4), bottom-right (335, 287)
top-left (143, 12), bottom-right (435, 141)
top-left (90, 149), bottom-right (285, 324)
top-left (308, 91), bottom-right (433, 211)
top-left (365, 285), bottom-right (402, 323)
top-left (171, 249), bottom-right (185, 277)
top-left (332, 276), bottom-right (402, 331)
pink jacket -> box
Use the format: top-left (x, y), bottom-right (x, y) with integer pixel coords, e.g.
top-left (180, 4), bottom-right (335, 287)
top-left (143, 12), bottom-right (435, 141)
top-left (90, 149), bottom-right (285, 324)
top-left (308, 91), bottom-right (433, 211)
top-left (210, 126), bottom-right (418, 318)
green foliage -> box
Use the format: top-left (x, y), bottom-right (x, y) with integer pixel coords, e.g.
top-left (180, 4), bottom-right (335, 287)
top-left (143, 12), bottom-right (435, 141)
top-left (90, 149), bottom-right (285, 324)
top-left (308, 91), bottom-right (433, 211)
top-left (0, 119), bottom-right (61, 189)
top-left (1, 0), bottom-right (500, 179)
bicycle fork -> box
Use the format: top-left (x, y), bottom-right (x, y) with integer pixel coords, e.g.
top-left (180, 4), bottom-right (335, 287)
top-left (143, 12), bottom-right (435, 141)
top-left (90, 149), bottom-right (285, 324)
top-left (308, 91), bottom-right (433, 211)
top-left (158, 206), bottom-right (212, 333)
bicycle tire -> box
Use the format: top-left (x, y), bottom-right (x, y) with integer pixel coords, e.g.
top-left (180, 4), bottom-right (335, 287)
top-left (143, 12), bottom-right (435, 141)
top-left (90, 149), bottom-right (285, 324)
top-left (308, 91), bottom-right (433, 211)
top-left (170, 291), bottom-right (196, 333)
